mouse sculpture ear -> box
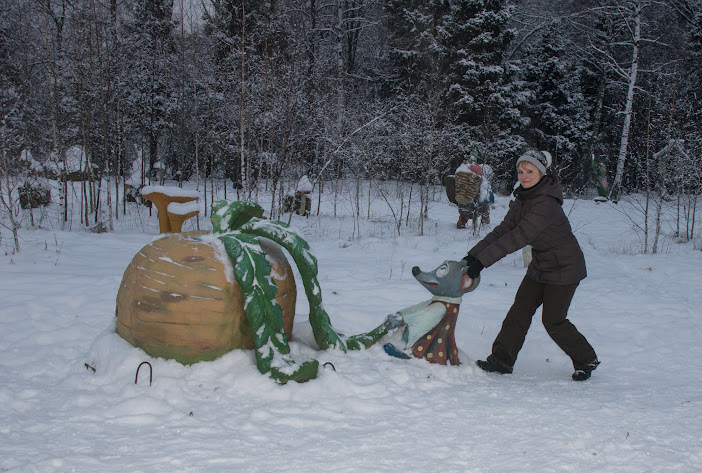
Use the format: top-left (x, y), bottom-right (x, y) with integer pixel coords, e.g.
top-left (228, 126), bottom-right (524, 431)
top-left (460, 271), bottom-right (480, 293)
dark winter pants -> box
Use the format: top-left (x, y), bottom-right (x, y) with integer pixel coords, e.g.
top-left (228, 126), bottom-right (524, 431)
top-left (487, 275), bottom-right (598, 371)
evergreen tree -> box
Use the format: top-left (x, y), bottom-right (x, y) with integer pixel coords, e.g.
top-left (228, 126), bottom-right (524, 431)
top-left (120, 0), bottom-right (177, 176)
top-left (384, 0), bottom-right (443, 98)
top-left (0, 3), bottom-right (23, 165)
top-left (681, 9), bottom-right (702, 135)
top-left (578, 14), bottom-right (616, 192)
top-left (444, 0), bottom-right (514, 123)
top-left (442, 0), bottom-right (524, 179)
top-left (385, 0), bottom-right (523, 186)
top-left (382, 0), bottom-right (449, 187)
top-left (202, 0), bottom-right (290, 189)
top-left (520, 26), bottom-right (592, 188)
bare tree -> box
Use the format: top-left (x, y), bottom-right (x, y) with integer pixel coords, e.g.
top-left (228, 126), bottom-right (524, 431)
top-left (605, 0), bottom-right (642, 201)
top-left (1, 111), bottom-right (21, 253)
top-left (239, 0), bottom-right (248, 196)
top-left (42, 4), bottom-right (68, 229)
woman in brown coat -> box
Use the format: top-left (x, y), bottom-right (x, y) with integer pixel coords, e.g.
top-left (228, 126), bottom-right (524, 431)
top-left (463, 150), bottom-right (600, 381)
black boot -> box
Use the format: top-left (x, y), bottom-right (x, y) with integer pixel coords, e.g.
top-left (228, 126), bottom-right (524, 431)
top-left (476, 359), bottom-right (512, 374)
top-left (572, 360), bottom-right (600, 381)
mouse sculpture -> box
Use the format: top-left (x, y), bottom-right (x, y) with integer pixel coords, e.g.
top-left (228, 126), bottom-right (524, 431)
top-left (383, 260), bottom-right (479, 365)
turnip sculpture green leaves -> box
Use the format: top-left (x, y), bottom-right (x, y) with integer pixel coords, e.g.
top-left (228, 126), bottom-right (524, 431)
top-left (212, 200), bottom-right (387, 384)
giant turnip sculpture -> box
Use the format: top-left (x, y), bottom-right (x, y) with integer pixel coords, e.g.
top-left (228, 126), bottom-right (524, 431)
top-left (117, 200), bottom-right (386, 383)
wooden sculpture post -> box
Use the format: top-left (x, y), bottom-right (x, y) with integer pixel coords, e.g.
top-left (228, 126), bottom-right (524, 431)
top-left (141, 186), bottom-right (200, 233)
top-left (168, 201), bottom-right (200, 233)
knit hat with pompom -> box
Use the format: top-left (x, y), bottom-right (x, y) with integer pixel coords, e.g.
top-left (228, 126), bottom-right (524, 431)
top-left (516, 150), bottom-right (552, 175)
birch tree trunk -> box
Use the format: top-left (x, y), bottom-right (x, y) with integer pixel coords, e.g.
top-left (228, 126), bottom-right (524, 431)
top-left (94, 2), bottom-right (113, 230)
top-left (106, 162), bottom-right (113, 230)
top-left (255, 38), bottom-right (269, 203)
top-left (336, 0), bottom-right (346, 154)
top-left (179, 0), bottom-right (186, 190)
top-left (239, 1), bottom-right (248, 196)
top-left (609, 0), bottom-right (641, 201)
top-left (420, 101), bottom-right (439, 236)
top-left (44, 10), bottom-right (66, 229)
top-left (189, 3), bottom-right (201, 229)
top-left (644, 93), bottom-right (652, 253)
top-left (1, 115), bottom-right (20, 252)
top-left (653, 80), bottom-right (677, 253)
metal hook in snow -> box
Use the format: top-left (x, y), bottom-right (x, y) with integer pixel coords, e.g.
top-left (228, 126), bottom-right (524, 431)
top-left (135, 361), bottom-right (153, 386)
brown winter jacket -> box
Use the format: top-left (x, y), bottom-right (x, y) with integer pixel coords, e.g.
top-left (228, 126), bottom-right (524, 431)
top-left (468, 175), bottom-right (587, 285)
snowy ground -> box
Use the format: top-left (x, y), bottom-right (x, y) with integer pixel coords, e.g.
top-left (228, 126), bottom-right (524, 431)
top-left (1, 181), bottom-right (701, 472)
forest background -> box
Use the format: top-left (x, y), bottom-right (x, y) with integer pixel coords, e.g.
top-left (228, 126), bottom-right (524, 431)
top-left (1, 0), bottom-right (701, 247)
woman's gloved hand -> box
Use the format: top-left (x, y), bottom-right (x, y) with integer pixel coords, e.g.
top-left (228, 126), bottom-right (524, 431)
top-left (466, 258), bottom-right (484, 279)
top-left (462, 254), bottom-right (477, 266)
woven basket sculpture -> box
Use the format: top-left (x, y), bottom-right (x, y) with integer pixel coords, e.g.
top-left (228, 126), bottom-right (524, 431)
top-left (454, 171), bottom-right (482, 205)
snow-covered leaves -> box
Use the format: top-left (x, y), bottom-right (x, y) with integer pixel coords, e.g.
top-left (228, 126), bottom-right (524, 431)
top-left (211, 200), bottom-right (390, 382)
top-left (218, 231), bottom-right (318, 383)
top-left (211, 200), bottom-right (265, 234)
top-left (237, 216), bottom-right (345, 352)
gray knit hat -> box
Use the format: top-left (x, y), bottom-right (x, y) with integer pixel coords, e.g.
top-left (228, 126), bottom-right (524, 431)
top-left (516, 150), bottom-right (552, 175)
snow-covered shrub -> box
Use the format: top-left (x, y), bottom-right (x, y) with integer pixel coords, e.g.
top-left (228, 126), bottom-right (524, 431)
top-left (19, 180), bottom-right (51, 209)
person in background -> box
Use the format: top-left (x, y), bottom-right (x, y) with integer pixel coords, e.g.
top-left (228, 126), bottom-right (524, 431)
top-left (474, 163), bottom-right (494, 226)
top-left (455, 152), bottom-right (493, 230)
top-left (462, 150), bottom-right (600, 381)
